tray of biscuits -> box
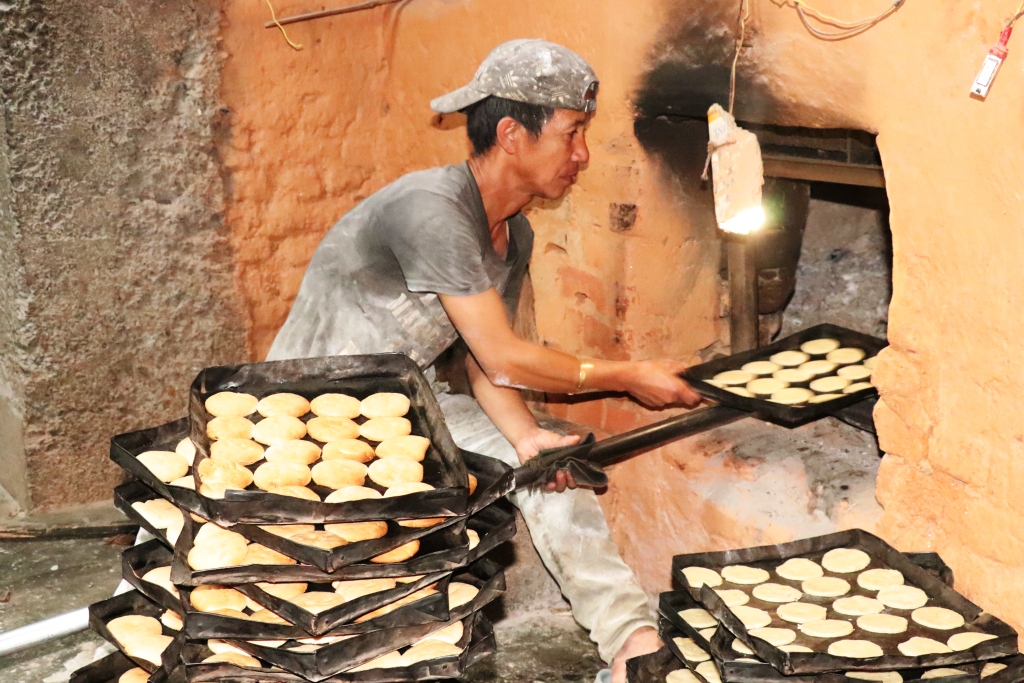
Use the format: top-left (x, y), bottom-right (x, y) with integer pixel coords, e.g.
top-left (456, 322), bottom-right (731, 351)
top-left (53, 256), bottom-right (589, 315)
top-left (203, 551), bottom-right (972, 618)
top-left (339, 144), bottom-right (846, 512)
top-left (682, 324), bottom-right (887, 425)
top-left (672, 530), bottom-right (1018, 675)
top-left (88, 590), bottom-right (183, 674)
top-left (114, 480), bottom-right (188, 548)
top-left (122, 540), bottom-right (186, 614)
top-left (186, 354), bottom-right (468, 525)
top-left (627, 646), bottom-right (696, 683)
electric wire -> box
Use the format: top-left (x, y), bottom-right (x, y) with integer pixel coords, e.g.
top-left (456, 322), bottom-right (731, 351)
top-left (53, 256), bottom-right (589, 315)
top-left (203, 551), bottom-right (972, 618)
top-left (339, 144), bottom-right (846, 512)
top-left (775, 0), bottom-right (906, 40)
top-left (266, 0), bottom-right (304, 49)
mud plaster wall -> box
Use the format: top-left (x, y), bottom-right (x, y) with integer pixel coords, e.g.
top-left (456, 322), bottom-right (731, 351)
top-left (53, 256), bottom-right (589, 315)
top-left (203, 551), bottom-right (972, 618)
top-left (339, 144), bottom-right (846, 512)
top-left (0, 0), bottom-right (248, 511)
top-left (220, 0), bottom-right (1024, 638)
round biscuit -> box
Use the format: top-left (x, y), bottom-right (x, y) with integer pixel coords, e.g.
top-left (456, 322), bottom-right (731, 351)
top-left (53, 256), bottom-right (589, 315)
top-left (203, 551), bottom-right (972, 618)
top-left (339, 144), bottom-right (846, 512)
top-left (752, 583), bottom-right (802, 603)
top-left (721, 565), bottom-right (770, 585)
top-left (833, 596), bottom-right (884, 616)
top-left (800, 360), bottom-right (838, 377)
top-left (324, 521), bottom-right (388, 543)
top-left (255, 582), bottom-right (307, 600)
top-left (838, 365), bottom-right (872, 381)
top-left (244, 543), bottom-right (298, 566)
top-left (828, 640), bottom-right (884, 658)
top-left (673, 637), bottom-right (710, 662)
top-left (370, 540), bottom-right (419, 564)
top-left (921, 670), bottom-right (968, 679)
top-left (696, 661), bottom-right (722, 683)
top-left (801, 338), bottom-right (841, 355)
top-left (160, 610), bottom-right (182, 631)
top-left (368, 456), bottom-right (423, 488)
top-left (401, 640), bottom-right (463, 665)
top-left (141, 566), bottom-right (179, 598)
top-left (249, 609), bottom-right (289, 624)
top-left (847, 673), bottom-right (903, 683)
top-left (191, 585), bottom-right (247, 613)
top-left (119, 669), bottom-right (150, 683)
top-left (202, 652), bottom-right (261, 668)
top-left (857, 614), bottom-right (909, 634)
top-left (175, 438), bottom-right (196, 465)
top-left (667, 671), bottom-right (701, 683)
top-left (844, 382), bottom-right (874, 394)
top-left (252, 415), bottom-right (307, 445)
top-left (827, 348), bottom-right (866, 365)
top-left (107, 615), bottom-right (162, 643)
top-left (210, 438), bottom-right (265, 466)
top-left (310, 393), bottom-right (361, 419)
top-left (384, 482), bottom-right (434, 497)
top-left (206, 416), bottom-right (254, 441)
top-left (777, 602), bottom-right (828, 624)
top-left (324, 486), bottom-right (382, 503)
top-left (742, 361), bottom-right (781, 376)
top-left (713, 589), bottom-right (749, 607)
top-left (307, 416), bottom-right (360, 442)
top-left (350, 651), bottom-right (404, 671)
top-left (322, 439), bottom-right (375, 463)
top-left (198, 458), bottom-right (254, 489)
top-left (912, 607), bottom-right (965, 630)
top-left (360, 417), bottom-right (413, 442)
top-left (681, 566), bottom-right (722, 589)
top-left (136, 451), bottom-right (189, 483)
top-left (194, 522), bottom-right (245, 546)
top-left (877, 585), bottom-right (928, 610)
top-left (800, 620), bottom-right (855, 638)
top-left (730, 606), bottom-right (772, 629)
top-left (468, 474), bottom-right (478, 496)
top-left (467, 529), bottom-right (479, 549)
top-left (375, 435), bottom-right (431, 462)
top-left (713, 370), bottom-right (756, 386)
top-left (269, 485), bottom-right (321, 501)
top-left (289, 591), bottom-right (347, 614)
top-left (770, 350), bottom-right (811, 367)
top-left (360, 393), bottom-right (411, 418)
top-left (253, 461), bottom-right (312, 491)
top-left (258, 524), bottom-right (314, 538)
top-left (333, 578), bottom-right (397, 601)
top-left (311, 459), bottom-right (367, 489)
top-left (290, 530), bottom-right (347, 550)
top-left (809, 376), bottom-right (851, 394)
top-left (123, 634), bottom-right (173, 666)
top-left (858, 568), bottom-right (904, 591)
top-left (131, 498), bottom-right (181, 529)
top-left (257, 393), bottom-right (310, 418)
top-left (898, 637), bottom-right (952, 656)
top-left (205, 392), bottom-right (258, 418)
top-left (948, 632), bottom-right (997, 651)
top-left (776, 558), bottom-right (824, 581)
top-left (802, 576), bottom-right (851, 597)
top-left (416, 621), bottom-right (464, 645)
top-left (447, 582), bottom-right (479, 609)
top-left (264, 440), bottom-right (321, 465)
top-left (187, 535), bottom-right (248, 571)
top-left (169, 476), bottom-right (196, 490)
top-left (749, 627), bottom-right (797, 646)
top-left (680, 608), bottom-right (717, 629)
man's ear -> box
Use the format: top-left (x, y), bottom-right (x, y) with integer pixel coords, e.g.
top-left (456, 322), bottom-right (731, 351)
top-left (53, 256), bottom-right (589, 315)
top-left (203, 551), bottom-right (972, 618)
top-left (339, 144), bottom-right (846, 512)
top-left (495, 116), bottom-right (521, 156)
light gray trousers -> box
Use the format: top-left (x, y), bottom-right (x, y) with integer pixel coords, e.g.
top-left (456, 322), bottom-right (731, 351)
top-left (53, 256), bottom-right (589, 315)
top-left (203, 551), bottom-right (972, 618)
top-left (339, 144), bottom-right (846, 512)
top-left (435, 392), bottom-right (655, 663)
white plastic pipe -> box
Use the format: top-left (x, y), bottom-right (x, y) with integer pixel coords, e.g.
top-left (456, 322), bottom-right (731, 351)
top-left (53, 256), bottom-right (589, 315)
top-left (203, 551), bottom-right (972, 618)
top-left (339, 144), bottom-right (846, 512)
top-left (0, 528), bottom-right (152, 656)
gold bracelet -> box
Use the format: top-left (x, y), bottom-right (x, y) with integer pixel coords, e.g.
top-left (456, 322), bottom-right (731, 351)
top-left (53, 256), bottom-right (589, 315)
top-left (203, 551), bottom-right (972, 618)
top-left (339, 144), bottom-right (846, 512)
top-left (577, 361), bottom-right (594, 392)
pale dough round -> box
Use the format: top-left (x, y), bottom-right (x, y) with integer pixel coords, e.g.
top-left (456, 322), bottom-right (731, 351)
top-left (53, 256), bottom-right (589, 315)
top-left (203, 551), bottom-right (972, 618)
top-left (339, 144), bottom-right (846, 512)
top-left (205, 392), bottom-right (258, 418)
top-left (750, 627), bottom-right (797, 646)
top-left (307, 416), bottom-right (360, 442)
top-left (713, 370), bottom-right (756, 386)
top-left (370, 540), bottom-right (420, 564)
top-left (468, 474), bottom-right (478, 496)
top-left (259, 524), bottom-right (315, 538)
top-left (722, 565), bottom-right (770, 585)
top-left (800, 360), bottom-right (838, 377)
top-left (123, 634), bottom-right (173, 666)
top-left (898, 637), bottom-right (952, 656)
top-left (674, 637), bottom-right (710, 662)
top-left (349, 651), bottom-right (405, 671)
top-left (680, 608), bottom-right (718, 629)
top-left (257, 393), bottom-right (310, 418)
top-left (252, 416), bottom-right (307, 445)
top-left (827, 348), bottom-right (866, 365)
top-left (732, 639), bottom-right (755, 655)
top-left (747, 378), bottom-right (789, 397)
top-left (857, 568), bottom-right (904, 591)
top-left (160, 610), bottom-right (182, 631)
top-left (170, 476), bottom-right (196, 490)
top-left (290, 591), bottom-right (347, 614)
top-left (742, 361), bottom-right (780, 376)
top-left (333, 578), bottom-right (398, 601)
top-left (310, 393), bottom-right (362, 419)
top-left (467, 529), bottom-right (480, 549)
top-left (202, 651), bottom-right (261, 668)
top-left (198, 458), bottom-right (254, 489)
top-left (921, 670), bottom-right (967, 679)
top-left (682, 566), bottom-right (723, 588)
top-left (325, 486), bottom-right (383, 503)
top-left (142, 566), bottom-right (179, 598)
top-left (699, 628), bottom-right (717, 641)
top-left (210, 438), bottom-right (265, 466)
top-left (752, 583), bottom-right (803, 603)
top-left (877, 585), bottom-right (928, 610)
top-left (822, 548), bottom-right (871, 573)
top-left (107, 615), bottom-right (162, 643)
top-left (833, 596), bottom-right (884, 616)
top-left (982, 663), bottom-right (1007, 677)
top-left (912, 607), bottom-right (965, 630)
top-left (376, 435), bottom-right (431, 462)
top-left (947, 632), bottom-right (997, 651)
top-left (777, 558), bottom-right (824, 581)
top-left (803, 577), bottom-right (851, 597)
top-left (359, 417), bottom-right (412, 442)
top-left (401, 640), bottom-right (463, 664)
top-left (810, 394), bottom-right (843, 403)
top-left (847, 673), bottom-right (902, 683)
top-left (119, 669), bottom-right (150, 683)
top-left (418, 621), bottom-right (464, 645)
top-left (857, 614), bottom-right (909, 634)
top-left (801, 338), bottom-right (841, 355)
top-left (801, 620), bottom-right (854, 638)
top-left (810, 376), bottom-right (851, 394)
top-left (828, 640), bottom-right (884, 658)
top-left (385, 481), bottom-right (434, 497)
top-left (191, 585), bottom-right (247, 613)
top-left (136, 451), bottom-right (189, 483)
top-left (207, 416), bottom-right (254, 441)
top-left (777, 602), bottom-right (828, 624)
top-left (696, 661), bottom-right (722, 683)
top-left (838, 365), bottom-right (872, 381)
top-left (667, 670), bottom-right (702, 683)
top-left (780, 644), bottom-right (814, 653)
top-left (368, 456), bottom-right (423, 488)
top-left (244, 543), bottom-right (297, 566)
top-left (264, 440), bottom-right (321, 465)
top-left (322, 439), bottom-right (375, 463)
top-left (771, 350), bottom-right (811, 367)
top-left (773, 369), bottom-right (814, 384)
top-left (188, 535), bottom-right (249, 571)
top-left (714, 589), bottom-right (749, 607)
top-left (325, 520), bottom-right (388, 543)
top-left (249, 609), bottom-right (289, 624)
top-left (312, 459), bottom-right (368, 489)
top-left (175, 438), bottom-right (196, 465)
top-left (731, 606), bottom-right (772, 629)
top-left (253, 461), bottom-right (311, 491)
top-left (255, 582), bottom-right (307, 602)
top-left (360, 393), bottom-right (411, 419)
top-left (269, 485), bottom-right (320, 501)
top-left (131, 498), bottom-right (181, 529)
top-left (728, 387), bottom-right (755, 397)
top-left (194, 522), bottom-right (245, 546)
top-left (771, 388), bottom-right (815, 405)
top-left (844, 382), bottom-right (874, 394)
top-left (447, 582), bottom-right (479, 608)
top-left (291, 530), bottom-right (347, 550)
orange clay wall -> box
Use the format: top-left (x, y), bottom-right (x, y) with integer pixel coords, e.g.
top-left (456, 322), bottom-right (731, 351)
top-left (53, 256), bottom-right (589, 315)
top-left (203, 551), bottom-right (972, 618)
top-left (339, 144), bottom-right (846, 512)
top-left (220, 0), bottom-right (1024, 637)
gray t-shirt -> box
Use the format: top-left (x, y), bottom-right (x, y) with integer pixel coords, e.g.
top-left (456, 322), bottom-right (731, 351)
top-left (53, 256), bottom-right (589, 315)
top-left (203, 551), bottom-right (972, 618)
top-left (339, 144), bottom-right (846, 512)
top-left (267, 163), bottom-right (533, 367)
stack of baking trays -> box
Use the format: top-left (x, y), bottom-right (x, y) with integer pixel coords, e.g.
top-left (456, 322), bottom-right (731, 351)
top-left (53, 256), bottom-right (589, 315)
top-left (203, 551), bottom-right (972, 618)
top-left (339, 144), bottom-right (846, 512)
top-left (69, 354), bottom-right (516, 683)
top-left (627, 531), bottom-right (1024, 683)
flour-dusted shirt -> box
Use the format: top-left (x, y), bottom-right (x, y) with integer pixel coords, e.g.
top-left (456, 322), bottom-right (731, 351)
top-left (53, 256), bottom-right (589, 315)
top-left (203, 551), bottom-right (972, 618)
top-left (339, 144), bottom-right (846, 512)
top-left (266, 163), bottom-right (533, 367)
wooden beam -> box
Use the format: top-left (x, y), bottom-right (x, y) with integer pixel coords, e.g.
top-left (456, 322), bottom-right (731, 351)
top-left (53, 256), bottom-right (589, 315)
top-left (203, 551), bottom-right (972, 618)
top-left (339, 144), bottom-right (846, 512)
top-left (762, 155), bottom-right (886, 188)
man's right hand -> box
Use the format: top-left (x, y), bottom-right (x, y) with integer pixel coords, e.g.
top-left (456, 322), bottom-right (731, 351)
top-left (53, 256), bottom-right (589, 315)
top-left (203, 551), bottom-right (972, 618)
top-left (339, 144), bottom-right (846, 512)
top-left (620, 359), bottom-right (702, 408)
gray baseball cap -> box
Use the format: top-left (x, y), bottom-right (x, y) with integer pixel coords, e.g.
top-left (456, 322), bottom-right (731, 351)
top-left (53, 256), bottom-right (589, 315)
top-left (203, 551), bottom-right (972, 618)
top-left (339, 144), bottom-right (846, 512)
top-left (430, 39), bottom-right (599, 114)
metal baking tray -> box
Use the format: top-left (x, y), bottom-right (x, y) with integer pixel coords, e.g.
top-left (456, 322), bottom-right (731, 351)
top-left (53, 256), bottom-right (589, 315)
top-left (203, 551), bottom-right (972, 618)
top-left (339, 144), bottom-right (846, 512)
top-left (465, 499), bottom-right (516, 564)
top-left (69, 650), bottom-right (142, 683)
top-left (122, 540), bottom-right (185, 614)
top-left (672, 530), bottom-right (1018, 674)
top-left (985, 656), bottom-right (1024, 683)
top-left (170, 513), bottom-right (470, 587)
top-left (230, 559), bottom-right (505, 680)
top-left (661, 618), bottom-right (721, 683)
top-left (114, 480), bottom-right (182, 548)
top-left (188, 354), bottom-right (468, 525)
top-left (627, 646), bottom-right (688, 683)
top-left (110, 418), bottom-right (207, 517)
top-left (683, 324), bottom-right (887, 425)
top-left (88, 590), bottom-right (179, 674)
top-left (462, 450), bottom-right (514, 516)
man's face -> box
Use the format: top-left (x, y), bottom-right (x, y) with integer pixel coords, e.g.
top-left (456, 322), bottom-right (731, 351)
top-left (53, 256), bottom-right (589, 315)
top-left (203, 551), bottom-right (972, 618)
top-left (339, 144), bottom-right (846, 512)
top-left (515, 108), bottom-right (591, 201)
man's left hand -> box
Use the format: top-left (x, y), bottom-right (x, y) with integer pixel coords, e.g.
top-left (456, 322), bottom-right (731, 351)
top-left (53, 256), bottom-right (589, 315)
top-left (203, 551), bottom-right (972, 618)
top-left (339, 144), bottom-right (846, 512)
top-left (514, 428), bottom-right (581, 492)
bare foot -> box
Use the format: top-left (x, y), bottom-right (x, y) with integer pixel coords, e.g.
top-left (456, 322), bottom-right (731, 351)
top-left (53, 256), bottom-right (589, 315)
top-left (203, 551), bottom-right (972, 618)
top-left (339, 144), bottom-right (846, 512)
top-left (611, 626), bottom-right (663, 683)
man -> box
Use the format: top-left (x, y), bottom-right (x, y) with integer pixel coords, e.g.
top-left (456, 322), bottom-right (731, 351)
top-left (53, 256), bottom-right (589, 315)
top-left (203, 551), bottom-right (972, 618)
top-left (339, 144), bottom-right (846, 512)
top-left (268, 39), bottom-right (700, 682)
